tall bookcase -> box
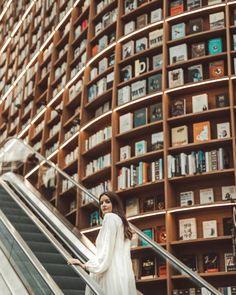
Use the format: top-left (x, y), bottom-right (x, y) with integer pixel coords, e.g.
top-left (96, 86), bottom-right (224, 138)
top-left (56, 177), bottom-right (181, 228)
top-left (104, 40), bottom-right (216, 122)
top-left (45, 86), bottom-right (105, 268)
top-left (0, 0), bottom-right (236, 294)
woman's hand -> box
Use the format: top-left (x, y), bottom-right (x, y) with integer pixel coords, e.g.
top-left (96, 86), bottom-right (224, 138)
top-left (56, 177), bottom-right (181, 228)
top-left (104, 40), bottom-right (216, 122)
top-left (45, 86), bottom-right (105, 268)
top-left (67, 258), bottom-right (87, 270)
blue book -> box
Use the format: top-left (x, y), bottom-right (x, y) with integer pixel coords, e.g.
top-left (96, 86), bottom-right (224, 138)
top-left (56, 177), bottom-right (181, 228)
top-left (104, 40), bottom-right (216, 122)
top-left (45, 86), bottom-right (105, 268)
top-left (141, 228), bottom-right (153, 246)
top-left (208, 38), bottom-right (222, 55)
top-left (171, 22), bottom-right (186, 40)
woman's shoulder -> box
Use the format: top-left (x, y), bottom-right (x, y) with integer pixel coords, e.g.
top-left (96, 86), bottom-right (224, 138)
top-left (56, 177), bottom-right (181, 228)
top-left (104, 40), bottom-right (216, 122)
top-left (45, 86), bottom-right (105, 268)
top-left (103, 212), bottom-right (122, 223)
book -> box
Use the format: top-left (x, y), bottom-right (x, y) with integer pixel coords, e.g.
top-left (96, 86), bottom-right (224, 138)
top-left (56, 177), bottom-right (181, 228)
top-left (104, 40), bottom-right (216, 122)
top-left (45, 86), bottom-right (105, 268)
top-left (122, 40), bottom-right (134, 59)
top-left (202, 220), bottom-right (217, 238)
top-left (215, 93), bottom-right (229, 108)
top-left (223, 217), bottom-right (233, 235)
top-left (224, 253), bottom-right (236, 272)
top-left (148, 74), bottom-right (162, 93)
top-left (188, 64), bottom-right (203, 82)
top-left (149, 103), bottom-right (162, 122)
top-left (157, 258), bottom-right (167, 276)
top-left (171, 23), bottom-right (186, 40)
top-left (171, 125), bottom-right (188, 147)
top-left (189, 18), bottom-right (203, 34)
top-left (131, 233), bottom-right (139, 248)
top-left (192, 93), bottom-right (208, 113)
top-left (199, 188), bottom-right (214, 204)
top-left (193, 121), bottom-right (211, 143)
top-left (140, 256), bottom-right (155, 279)
top-left (180, 254), bottom-right (198, 272)
top-left (120, 65), bottom-right (132, 82)
top-left (90, 210), bottom-right (101, 226)
top-left (221, 185), bottom-right (236, 200)
top-left (135, 37), bottom-right (147, 53)
top-left (150, 8), bottom-right (162, 23)
top-left (135, 140), bottom-right (147, 156)
top-left (209, 11), bottom-right (224, 30)
top-left (168, 68), bottom-right (184, 88)
top-left (171, 98), bottom-right (186, 117)
top-left (209, 60), bottom-right (224, 79)
top-left (120, 145), bottom-right (131, 161)
top-left (124, 20), bottom-right (135, 35)
top-left (149, 29), bottom-right (163, 48)
top-left (124, 0), bottom-right (137, 14)
top-left (119, 112), bottom-right (133, 133)
top-left (151, 132), bottom-right (163, 150)
top-left (208, 0), bottom-right (222, 4)
top-left (126, 197), bottom-right (139, 217)
top-left (132, 258), bottom-right (139, 279)
top-left (131, 80), bottom-right (146, 100)
top-left (141, 228), bottom-right (154, 246)
top-left (152, 54), bottom-right (163, 70)
top-left (142, 196), bottom-right (155, 212)
top-left (118, 86), bottom-right (130, 105)
top-left (136, 13), bottom-right (147, 29)
top-left (191, 42), bottom-right (205, 58)
top-left (203, 253), bottom-right (219, 272)
top-left (217, 122), bottom-right (230, 139)
top-left (179, 217), bottom-right (197, 240)
top-left (187, 0), bottom-right (202, 10)
top-left (180, 191), bottom-right (194, 206)
top-left (208, 38), bottom-right (222, 55)
top-left (133, 108), bottom-right (147, 128)
top-left (134, 57), bottom-right (149, 76)
top-left (170, 0), bottom-right (184, 16)
top-left (156, 225), bottom-right (166, 243)
top-left (169, 43), bottom-right (188, 65)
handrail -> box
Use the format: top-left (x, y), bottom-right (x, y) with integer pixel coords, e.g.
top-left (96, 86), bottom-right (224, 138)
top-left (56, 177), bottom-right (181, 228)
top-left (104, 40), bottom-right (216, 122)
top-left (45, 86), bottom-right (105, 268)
top-left (0, 137), bottom-right (221, 295)
top-left (0, 177), bottom-right (105, 295)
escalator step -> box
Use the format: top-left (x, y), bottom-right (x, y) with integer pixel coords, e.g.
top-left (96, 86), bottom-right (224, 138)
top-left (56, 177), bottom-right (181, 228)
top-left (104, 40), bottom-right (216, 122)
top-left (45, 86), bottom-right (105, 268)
top-left (19, 232), bottom-right (49, 243)
top-left (1, 207), bottom-right (26, 217)
top-left (0, 200), bottom-right (21, 209)
top-left (34, 252), bottom-right (66, 264)
top-left (6, 215), bottom-right (34, 225)
top-left (27, 241), bottom-right (58, 254)
top-left (63, 290), bottom-right (85, 295)
top-left (53, 276), bottom-right (85, 290)
top-left (43, 263), bottom-right (78, 277)
top-left (14, 223), bottom-right (41, 233)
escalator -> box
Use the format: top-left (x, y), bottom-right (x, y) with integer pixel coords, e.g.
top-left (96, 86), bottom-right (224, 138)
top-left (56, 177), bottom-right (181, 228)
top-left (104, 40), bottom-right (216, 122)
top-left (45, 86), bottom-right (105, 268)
top-left (0, 138), bottom-right (223, 295)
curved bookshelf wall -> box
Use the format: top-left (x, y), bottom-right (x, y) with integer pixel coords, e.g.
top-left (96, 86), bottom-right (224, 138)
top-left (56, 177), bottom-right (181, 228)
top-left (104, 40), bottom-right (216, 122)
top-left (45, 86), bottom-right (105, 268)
top-left (1, 0), bottom-right (236, 294)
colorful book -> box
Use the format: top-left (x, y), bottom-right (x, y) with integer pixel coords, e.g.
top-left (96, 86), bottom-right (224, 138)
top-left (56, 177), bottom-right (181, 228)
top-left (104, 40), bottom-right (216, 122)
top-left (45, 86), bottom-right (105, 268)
top-left (193, 121), bottom-right (211, 143)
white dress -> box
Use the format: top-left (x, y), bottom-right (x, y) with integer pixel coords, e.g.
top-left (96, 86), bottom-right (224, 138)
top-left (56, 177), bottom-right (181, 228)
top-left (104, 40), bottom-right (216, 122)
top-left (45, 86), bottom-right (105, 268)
top-left (85, 212), bottom-right (137, 295)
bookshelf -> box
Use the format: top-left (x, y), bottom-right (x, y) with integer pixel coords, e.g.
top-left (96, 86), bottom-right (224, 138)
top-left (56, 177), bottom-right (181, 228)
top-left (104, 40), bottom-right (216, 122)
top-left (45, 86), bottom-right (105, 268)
top-left (1, 0), bottom-right (236, 294)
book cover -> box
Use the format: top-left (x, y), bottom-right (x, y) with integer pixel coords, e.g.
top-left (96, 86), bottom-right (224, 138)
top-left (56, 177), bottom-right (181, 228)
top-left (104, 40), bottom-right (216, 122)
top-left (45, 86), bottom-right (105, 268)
top-left (221, 185), bottom-right (236, 200)
top-left (122, 40), bottom-right (134, 59)
top-left (171, 98), bottom-right (186, 117)
top-left (150, 8), bottom-right (162, 23)
top-left (169, 43), bottom-right (188, 65)
top-left (135, 57), bottom-right (149, 76)
top-left (131, 233), bottom-right (139, 248)
top-left (120, 145), bottom-right (131, 161)
top-left (209, 11), bottom-right (224, 30)
top-left (224, 253), bottom-right (236, 272)
top-left (188, 64), bottom-right (203, 82)
top-left (120, 65), bottom-right (132, 82)
top-left (189, 18), bottom-right (203, 34)
top-left (199, 188), bottom-right (214, 204)
top-left (131, 80), bottom-right (146, 100)
top-left (135, 37), bottom-right (148, 53)
top-left (151, 132), bottom-right (164, 150)
top-left (119, 112), bottom-right (133, 133)
top-left (142, 196), bottom-right (155, 212)
top-left (233, 34), bottom-right (236, 51)
top-left (149, 102), bottom-right (162, 122)
top-left (124, 0), bottom-right (137, 14)
top-left (135, 140), bottom-right (147, 156)
top-left (168, 68), bottom-right (184, 88)
top-left (90, 210), bottom-right (101, 226)
top-left (203, 253), bottom-right (219, 272)
top-left (223, 217), bottom-right (233, 235)
top-left (149, 28), bottom-right (163, 48)
top-left (180, 191), bottom-right (194, 206)
top-left (208, 0), bottom-right (222, 4)
top-left (193, 121), bottom-right (211, 143)
top-left (141, 228), bottom-right (154, 246)
top-left (148, 74), bottom-right (162, 93)
top-left (118, 85), bottom-right (130, 105)
top-left (202, 220), bottom-right (218, 238)
top-left (132, 258), bottom-right (139, 279)
top-left (171, 22), bottom-right (186, 40)
top-left (126, 197), bottom-right (139, 217)
top-left (215, 93), bottom-right (229, 108)
top-left (208, 38), bottom-right (222, 55)
top-left (187, 0), bottom-right (202, 11)
top-left (140, 256), bottom-right (155, 279)
top-left (217, 122), bottom-right (230, 139)
top-left (156, 225), bottom-right (166, 243)
top-left (133, 107), bottom-right (147, 128)
top-left (180, 254), bottom-right (198, 272)
top-left (192, 93), bottom-right (208, 113)
top-left (170, 0), bottom-right (184, 16)
top-left (179, 218), bottom-right (197, 240)
top-left (171, 125), bottom-right (188, 147)
top-left (157, 259), bottom-right (167, 276)
top-left (136, 13), bottom-right (148, 29)
top-left (191, 42), bottom-right (206, 58)
top-left (124, 20), bottom-right (135, 35)
top-left (209, 60), bottom-right (224, 79)
top-left (152, 54), bottom-right (163, 70)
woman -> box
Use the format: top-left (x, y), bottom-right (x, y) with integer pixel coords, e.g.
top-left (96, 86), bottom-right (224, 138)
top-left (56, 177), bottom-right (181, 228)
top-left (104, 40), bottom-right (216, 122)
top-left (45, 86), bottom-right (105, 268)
top-left (68, 191), bottom-right (137, 295)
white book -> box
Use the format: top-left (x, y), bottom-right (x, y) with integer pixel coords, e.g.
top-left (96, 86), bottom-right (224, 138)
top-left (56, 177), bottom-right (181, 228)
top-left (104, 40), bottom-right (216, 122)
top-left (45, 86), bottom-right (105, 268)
top-left (119, 113), bottom-right (133, 133)
top-left (149, 29), bottom-right (163, 48)
top-left (90, 67), bottom-right (98, 80)
top-left (118, 86), bottom-right (130, 105)
top-left (152, 54), bottom-right (163, 70)
top-left (202, 220), bottom-right (217, 238)
top-left (192, 93), bottom-right (208, 113)
top-left (131, 80), bottom-right (146, 100)
top-left (180, 191), bottom-right (194, 206)
top-left (150, 8), bottom-right (162, 23)
top-left (179, 218), bottom-right (197, 240)
top-left (169, 43), bottom-right (188, 65)
top-left (221, 185), bottom-right (236, 200)
top-left (217, 122), bottom-right (230, 139)
top-left (122, 40), bottom-right (134, 59)
top-left (208, 0), bottom-right (222, 4)
top-left (124, 21), bottom-right (135, 35)
top-left (168, 68), bottom-right (184, 88)
top-left (120, 145), bottom-right (131, 161)
top-left (199, 188), bottom-right (214, 204)
top-left (209, 11), bottom-right (224, 30)
top-left (98, 58), bottom-right (108, 74)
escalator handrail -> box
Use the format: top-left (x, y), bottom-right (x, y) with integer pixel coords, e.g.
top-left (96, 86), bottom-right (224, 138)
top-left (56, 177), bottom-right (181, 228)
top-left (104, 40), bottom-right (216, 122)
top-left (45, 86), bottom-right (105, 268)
top-left (0, 137), bottom-right (221, 295)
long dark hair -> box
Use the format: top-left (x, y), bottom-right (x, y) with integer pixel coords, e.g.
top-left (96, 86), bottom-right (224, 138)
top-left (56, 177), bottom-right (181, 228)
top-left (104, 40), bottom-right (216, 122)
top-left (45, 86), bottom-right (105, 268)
top-left (99, 191), bottom-right (132, 240)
